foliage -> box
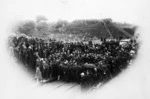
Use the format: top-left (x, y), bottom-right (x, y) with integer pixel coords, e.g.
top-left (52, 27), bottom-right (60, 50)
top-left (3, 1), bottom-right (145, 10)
top-left (16, 21), bottom-right (36, 36)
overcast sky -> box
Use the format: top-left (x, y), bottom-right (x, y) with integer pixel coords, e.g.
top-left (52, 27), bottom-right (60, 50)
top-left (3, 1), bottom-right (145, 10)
top-left (1, 0), bottom-right (149, 23)
top-left (1, 0), bottom-right (150, 99)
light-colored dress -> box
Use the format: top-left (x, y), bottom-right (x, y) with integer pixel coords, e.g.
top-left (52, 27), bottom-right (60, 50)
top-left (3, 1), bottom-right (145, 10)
top-left (35, 67), bottom-right (42, 80)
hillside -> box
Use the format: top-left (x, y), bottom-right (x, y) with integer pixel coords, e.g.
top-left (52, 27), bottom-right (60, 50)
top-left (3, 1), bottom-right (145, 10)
top-left (16, 18), bottom-right (136, 40)
top-left (63, 19), bottom-right (135, 39)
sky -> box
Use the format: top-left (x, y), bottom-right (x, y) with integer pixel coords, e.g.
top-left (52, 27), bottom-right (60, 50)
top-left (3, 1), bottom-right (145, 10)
top-left (1, 0), bottom-right (148, 23)
top-left (0, 0), bottom-right (150, 99)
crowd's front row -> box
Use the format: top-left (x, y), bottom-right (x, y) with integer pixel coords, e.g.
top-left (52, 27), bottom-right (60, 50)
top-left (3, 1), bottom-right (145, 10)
top-left (9, 35), bottom-right (138, 87)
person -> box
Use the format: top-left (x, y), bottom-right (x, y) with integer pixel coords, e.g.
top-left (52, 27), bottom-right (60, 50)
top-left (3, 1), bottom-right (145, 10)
top-left (10, 34), bottom-right (138, 86)
top-left (35, 65), bottom-right (42, 83)
top-left (42, 59), bottom-right (49, 81)
top-left (80, 72), bottom-right (85, 85)
top-left (35, 55), bottom-right (41, 68)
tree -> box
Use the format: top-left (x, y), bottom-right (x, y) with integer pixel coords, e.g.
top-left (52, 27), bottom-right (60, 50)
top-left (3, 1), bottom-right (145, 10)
top-left (36, 15), bottom-right (48, 23)
top-left (16, 21), bottom-right (36, 36)
top-left (36, 22), bottom-right (49, 32)
top-left (55, 20), bottom-right (69, 32)
top-left (35, 15), bottom-right (50, 35)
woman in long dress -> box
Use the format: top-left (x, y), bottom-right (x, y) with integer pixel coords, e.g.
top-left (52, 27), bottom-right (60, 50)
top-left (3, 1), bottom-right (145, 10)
top-left (35, 66), bottom-right (42, 83)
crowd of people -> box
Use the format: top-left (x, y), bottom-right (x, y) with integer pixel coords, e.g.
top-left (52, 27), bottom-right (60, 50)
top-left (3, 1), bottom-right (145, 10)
top-left (9, 34), bottom-right (138, 87)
